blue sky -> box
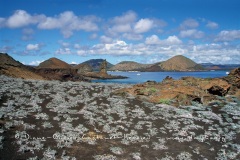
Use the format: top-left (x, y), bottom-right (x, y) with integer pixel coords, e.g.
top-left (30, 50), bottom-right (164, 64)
top-left (0, 0), bottom-right (240, 65)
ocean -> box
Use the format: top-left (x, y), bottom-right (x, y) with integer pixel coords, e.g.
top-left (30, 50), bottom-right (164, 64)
top-left (92, 70), bottom-right (230, 84)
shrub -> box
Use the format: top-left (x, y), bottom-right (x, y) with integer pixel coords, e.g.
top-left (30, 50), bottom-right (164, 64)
top-left (145, 87), bottom-right (157, 94)
top-left (110, 146), bottom-right (123, 155)
top-left (159, 99), bottom-right (171, 105)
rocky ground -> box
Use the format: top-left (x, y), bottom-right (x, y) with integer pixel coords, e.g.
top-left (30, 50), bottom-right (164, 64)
top-left (115, 68), bottom-right (240, 107)
top-left (0, 73), bottom-right (240, 159)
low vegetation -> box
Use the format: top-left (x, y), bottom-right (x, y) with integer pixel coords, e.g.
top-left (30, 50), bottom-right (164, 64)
top-left (159, 99), bottom-right (171, 105)
top-left (0, 75), bottom-right (240, 159)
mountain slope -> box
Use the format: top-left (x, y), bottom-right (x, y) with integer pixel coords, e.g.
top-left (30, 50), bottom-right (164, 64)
top-left (81, 59), bottom-right (113, 71)
top-left (37, 57), bottom-right (71, 69)
top-left (201, 63), bottom-right (240, 70)
top-left (73, 64), bottom-right (93, 73)
top-left (157, 55), bottom-right (204, 71)
top-left (0, 53), bottom-right (45, 80)
top-left (110, 61), bottom-right (151, 71)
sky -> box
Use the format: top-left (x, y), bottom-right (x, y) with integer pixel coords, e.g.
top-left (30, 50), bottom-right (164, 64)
top-left (0, 0), bottom-right (240, 65)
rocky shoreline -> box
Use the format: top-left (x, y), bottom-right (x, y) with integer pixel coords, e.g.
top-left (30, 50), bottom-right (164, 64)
top-left (114, 68), bottom-right (240, 107)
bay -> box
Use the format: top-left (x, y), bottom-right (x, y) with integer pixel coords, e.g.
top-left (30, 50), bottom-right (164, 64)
top-left (92, 70), bottom-right (230, 84)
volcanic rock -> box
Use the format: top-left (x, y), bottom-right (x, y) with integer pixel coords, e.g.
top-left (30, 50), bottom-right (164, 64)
top-left (37, 57), bottom-right (71, 69)
top-left (0, 53), bottom-right (45, 80)
top-left (73, 64), bottom-right (93, 73)
top-left (114, 72), bottom-right (237, 106)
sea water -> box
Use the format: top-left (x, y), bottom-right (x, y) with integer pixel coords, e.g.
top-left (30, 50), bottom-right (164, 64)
top-left (92, 70), bottom-right (230, 84)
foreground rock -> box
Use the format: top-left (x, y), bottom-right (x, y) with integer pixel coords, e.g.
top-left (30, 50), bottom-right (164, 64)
top-left (0, 75), bottom-right (239, 159)
top-left (115, 68), bottom-right (240, 106)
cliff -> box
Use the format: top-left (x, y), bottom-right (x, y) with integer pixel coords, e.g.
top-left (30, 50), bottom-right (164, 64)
top-left (0, 53), bottom-right (45, 80)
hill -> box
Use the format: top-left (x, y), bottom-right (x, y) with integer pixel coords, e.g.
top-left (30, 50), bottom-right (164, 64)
top-left (0, 53), bottom-right (45, 80)
top-left (110, 61), bottom-right (151, 71)
top-left (110, 55), bottom-right (204, 72)
top-left (201, 63), bottom-right (240, 70)
top-left (156, 55), bottom-right (204, 71)
top-left (37, 57), bottom-right (71, 69)
top-left (81, 59), bottom-right (113, 71)
top-left (73, 63), bottom-right (93, 73)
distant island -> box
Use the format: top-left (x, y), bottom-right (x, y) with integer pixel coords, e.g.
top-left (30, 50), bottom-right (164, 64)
top-left (110, 55), bottom-right (204, 72)
top-left (0, 53), bottom-right (239, 82)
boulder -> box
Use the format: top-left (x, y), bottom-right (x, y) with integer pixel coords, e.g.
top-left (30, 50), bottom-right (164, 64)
top-left (199, 79), bottom-right (230, 96)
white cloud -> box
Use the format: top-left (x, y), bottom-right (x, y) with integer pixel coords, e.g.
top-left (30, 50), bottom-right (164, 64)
top-left (187, 43), bottom-right (240, 64)
top-left (74, 44), bottom-right (81, 49)
top-left (6, 10), bottom-right (32, 28)
top-left (55, 48), bottom-right (72, 54)
top-left (180, 18), bottom-right (199, 29)
top-left (106, 11), bottom-right (164, 41)
top-left (123, 33), bottom-right (143, 40)
top-left (166, 36), bottom-right (182, 45)
top-left (153, 18), bottom-right (167, 28)
top-left (100, 35), bottom-right (113, 43)
top-left (112, 11), bottom-right (137, 24)
top-left (90, 40), bottom-right (143, 56)
top-left (26, 44), bottom-right (40, 51)
top-left (145, 35), bottom-right (161, 45)
top-left (145, 35), bottom-right (182, 45)
top-left (71, 61), bottom-right (77, 64)
top-left (59, 41), bottom-right (70, 47)
top-left (89, 33), bottom-right (98, 39)
top-left (62, 37), bottom-right (240, 64)
top-left (134, 18), bottom-right (154, 33)
top-left (77, 50), bottom-right (87, 56)
top-left (38, 11), bottom-right (99, 38)
top-left (22, 28), bottom-right (34, 35)
top-left (29, 60), bottom-right (43, 66)
top-left (179, 29), bottom-right (204, 39)
top-left (0, 18), bottom-right (6, 28)
top-left (2, 10), bottom-right (100, 38)
top-left (111, 24), bottom-right (132, 33)
top-left (85, 37), bottom-right (185, 57)
top-left (206, 21), bottom-right (218, 29)
top-left (0, 46), bottom-right (13, 53)
top-left (6, 10), bottom-right (44, 28)
top-left (107, 11), bottom-right (136, 37)
top-left (215, 30), bottom-right (240, 41)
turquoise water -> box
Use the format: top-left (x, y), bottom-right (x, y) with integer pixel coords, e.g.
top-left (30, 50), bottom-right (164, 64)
top-left (92, 71), bottom-right (230, 84)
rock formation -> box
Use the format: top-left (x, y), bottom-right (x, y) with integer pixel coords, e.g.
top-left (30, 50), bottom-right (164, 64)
top-left (81, 59), bottom-right (113, 71)
top-left (73, 64), bottom-right (93, 74)
top-left (0, 53), bottom-right (45, 80)
top-left (114, 68), bottom-right (240, 106)
top-left (99, 59), bottom-right (108, 76)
